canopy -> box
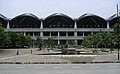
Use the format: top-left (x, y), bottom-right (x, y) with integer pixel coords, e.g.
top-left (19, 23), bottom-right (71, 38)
top-left (10, 13), bottom-right (41, 28)
top-left (0, 14), bottom-right (8, 28)
top-left (43, 13), bottom-right (74, 28)
top-left (77, 13), bottom-right (107, 28)
top-left (107, 14), bottom-right (120, 28)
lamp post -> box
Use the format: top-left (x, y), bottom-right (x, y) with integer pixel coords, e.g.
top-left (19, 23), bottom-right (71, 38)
top-left (0, 22), bottom-right (2, 47)
top-left (116, 38), bottom-right (120, 60)
top-left (118, 44), bottom-right (120, 60)
top-left (117, 36), bottom-right (120, 60)
top-left (117, 4), bottom-right (120, 60)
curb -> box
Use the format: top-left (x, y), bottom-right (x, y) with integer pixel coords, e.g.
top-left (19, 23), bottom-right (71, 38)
top-left (0, 61), bottom-right (120, 64)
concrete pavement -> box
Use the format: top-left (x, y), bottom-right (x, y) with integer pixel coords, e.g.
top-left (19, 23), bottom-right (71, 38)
top-left (0, 63), bottom-right (120, 74)
top-left (0, 48), bottom-right (120, 64)
top-left (0, 53), bottom-right (119, 64)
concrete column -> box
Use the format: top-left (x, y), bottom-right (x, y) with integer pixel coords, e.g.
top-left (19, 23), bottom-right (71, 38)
top-left (58, 40), bottom-right (60, 44)
top-left (66, 32), bottom-right (68, 37)
top-left (58, 32), bottom-right (60, 37)
top-left (39, 20), bottom-right (43, 37)
top-left (58, 32), bottom-right (61, 45)
top-left (50, 32), bottom-right (51, 37)
top-left (7, 21), bottom-right (10, 29)
top-left (40, 21), bottom-right (43, 29)
top-left (119, 10), bottom-right (120, 16)
top-left (83, 32), bottom-right (84, 37)
top-left (107, 22), bottom-right (110, 29)
top-left (74, 21), bottom-right (77, 29)
top-left (91, 32), bottom-right (93, 35)
top-left (24, 32), bottom-right (26, 36)
top-left (74, 32), bottom-right (77, 37)
top-left (40, 32), bottom-right (43, 37)
top-left (33, 32), bottom-right (34, 37)
top-left (75, 40), bottom-right (77, 45)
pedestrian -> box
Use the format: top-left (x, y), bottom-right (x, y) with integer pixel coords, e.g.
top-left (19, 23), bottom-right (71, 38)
top-left (48, 48), bottom-right (50, 52)
top-left (17, 50), bottom-right (19, 55)
top-left (31, 50), bottom-right (32, 54)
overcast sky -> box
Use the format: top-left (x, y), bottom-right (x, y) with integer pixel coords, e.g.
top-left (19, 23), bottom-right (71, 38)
top-left (0, 0), bottom-right (120, 19)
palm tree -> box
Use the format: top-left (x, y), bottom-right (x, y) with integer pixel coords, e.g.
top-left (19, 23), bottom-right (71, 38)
top-left (108, 33), bottom-right (116, 53)
top-left (47, 37), bottom-right (55, 51)
top-left (113, 22), bottom-right (120, 60)
top-left (36, 37), bottom-right (43, 50)
top-left (82, 31), bottom-right (111, 53)
top-left (67, 40), bottom-right (76, 48)
top-left (96, 31), bottom-right (107, 47)
top-left (0, 22), bottom-right (6, 47)
top-left (25, 35), bottom-right (32, 47)
top-left (82, 35), bottom-right (93, 47)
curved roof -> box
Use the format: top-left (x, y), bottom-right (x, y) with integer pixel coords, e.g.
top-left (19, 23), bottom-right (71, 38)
top-left (9, 13), bottom-right (41, 28)
top-left (43, 13), bottom-right (74, 28)
top-left (77, 13), bottom-right (107, 28)
top-left (44, 13), bottom-right (74, 23)
top-left (10, 13), bottom-right (40, 21)
top-left (107, 14), bottom-right (120, 21)
top-left (108, 14), bottom-right (120, 28)
top-left (44, 13), bottom-right (73, 21)
top-left (77, 13), bottom-right (106, 21)
top-left (0, 14), bottom-right (8, 28)
top-left (0, 14), bottom-right (8, 21)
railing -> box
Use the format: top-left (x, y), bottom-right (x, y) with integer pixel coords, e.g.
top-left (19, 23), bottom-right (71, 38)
top-left (33, 36), bottom-right (83, 40)
top-left (5, 28), bottom-right (113, 32)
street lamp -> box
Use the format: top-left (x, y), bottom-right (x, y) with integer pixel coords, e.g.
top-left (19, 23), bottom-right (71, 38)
top-left (0, 22), bottom-right (3, 47)
top-left (117, 4), bottom-right (120, 60)
top-left (116, 41), bottom-right (120, 60)
top-left (118, 44), bottom-right (120, 60)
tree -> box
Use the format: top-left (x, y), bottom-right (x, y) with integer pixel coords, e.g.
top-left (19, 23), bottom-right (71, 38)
top-left (16, 33), bottom-right (25, 47)
top-left (8, 32), bottom-right (18, 47)
top-left (113, 23), bottom-right (120, 48)
top-left (114, 23), bottom-right (120, 35)
top-left (67, 40), bottom-right (76, 48)
top-left (96, 32), bottom-right (111, 48)
top-left (3, 32), bottom-right (11, 47)
top-left (36, 37), bottom-right (43, 50)
top-left (0, 22), bottom-right (6, 47)
top-left (24, 35), bottom-right (32, 47)
top-left (82, 35), bottom-right (93, 47)
top-left (6, 32), bottom-right (32, 48)
top-left (113, 22), bottom-right (120, 60)
top-left (82, 31), bottom-right (113, 53)
top-left (0, 22), bottom-right (32, 48)
top-left (82, 33), bottom-right (101, 48)
top-left (82, 21), bottom-right (120, 53)
top-left (47, 37), bottom-right (54, 50)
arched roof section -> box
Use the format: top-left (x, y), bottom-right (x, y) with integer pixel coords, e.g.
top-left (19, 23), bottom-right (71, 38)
top-left (43, 13), bottom-right (74, 28)
top-left (10, 13), bottom-right (41, 28)
top-left (108, 14), bottom-right (120, 28)
top-left (76, 13), bottom-right (107, 28)
top-left (0, 14), bottom-right (8, 28)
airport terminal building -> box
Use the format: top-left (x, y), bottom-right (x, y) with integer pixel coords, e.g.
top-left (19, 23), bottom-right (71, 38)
top-left (0, 13), bottom-right (119, 45)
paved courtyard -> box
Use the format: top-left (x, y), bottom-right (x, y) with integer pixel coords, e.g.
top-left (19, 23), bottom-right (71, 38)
top-left (0, 48), bottom-right (119, 63)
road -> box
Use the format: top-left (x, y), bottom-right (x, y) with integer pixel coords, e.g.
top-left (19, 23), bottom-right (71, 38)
top-left (0, 63), bottom-right (120, 74)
